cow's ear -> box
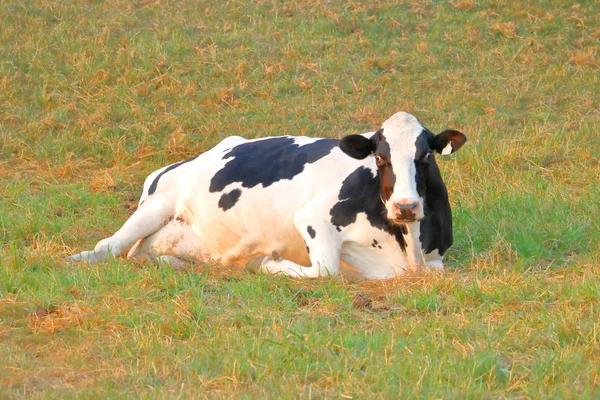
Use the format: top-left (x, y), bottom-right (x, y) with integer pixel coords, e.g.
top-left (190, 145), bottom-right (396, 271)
top-left (431, 129), bottom-right (467, 155)
top-left (339, 133), bottom-right (377, 160)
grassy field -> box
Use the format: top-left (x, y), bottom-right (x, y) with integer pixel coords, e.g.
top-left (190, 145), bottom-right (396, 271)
top-left (1, 0), bottom-right (599, 398)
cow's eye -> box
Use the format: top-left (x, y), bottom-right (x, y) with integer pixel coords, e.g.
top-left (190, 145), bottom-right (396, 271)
top-left (424, 152), bottom-right (432, 161)
top-left (374, 154), bottom-right (383, 164)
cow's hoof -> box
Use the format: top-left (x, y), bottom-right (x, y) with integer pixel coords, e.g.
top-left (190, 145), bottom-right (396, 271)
top-left (157, 255), bottom-right (186, 270)
top-left (425, 260), bottom-right (445, 272)
top-left (245, 255), bottom-right (269, 273)
top-left (64, 250), bottom-right (102, 264)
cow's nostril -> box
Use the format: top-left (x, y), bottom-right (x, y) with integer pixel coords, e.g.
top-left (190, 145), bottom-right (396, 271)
top-left (394, 201), bottom-right (418, 211)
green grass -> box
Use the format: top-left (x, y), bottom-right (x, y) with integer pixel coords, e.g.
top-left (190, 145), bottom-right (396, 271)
top-left (1, 0), bottom-right (599, 398)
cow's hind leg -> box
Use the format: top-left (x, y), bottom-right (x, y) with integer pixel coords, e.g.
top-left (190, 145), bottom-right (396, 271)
top-left (126, 239), bottom-right (188, 270)
top-left (126, 219), bottom-right (209, 269)
top-left (157, 255), bottom-right (187, 270)
top-left (65, 195), bottom-right (173, 263)
top-left (126, 239), bottom-right (185, 267)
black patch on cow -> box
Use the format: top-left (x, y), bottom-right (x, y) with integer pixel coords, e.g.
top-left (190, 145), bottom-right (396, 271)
top-left (218, 189), bottom-right (242, 211)
top-left (148, 155), bottom-right (199, 195)
top-left (307, 226), bottom-right (316, 239)
top-left (209, 137), bottom-right (338, 193)
top-left (414, 129), bottom-right (435, 198)
top-left (330, 167), bottom-right (407, 252)
top-left (373, 239), bottom-right (378, 245)
top-left (413, 130), bottom-right (454, 256)
top-left (371, 239), bottom-right (382, 249)
top-left (418, 156), bottom-right (453, 255)
top-left (336, 226), bottom-right (342, 232)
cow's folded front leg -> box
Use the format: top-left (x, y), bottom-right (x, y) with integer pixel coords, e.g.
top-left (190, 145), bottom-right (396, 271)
top-left (252, 249), bottom-right (340, 278)
top-left (246, 251), bottom-right (307, 277)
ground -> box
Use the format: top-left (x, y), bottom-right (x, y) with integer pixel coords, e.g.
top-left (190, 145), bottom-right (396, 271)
top-left (1, 0), bottom-right (599, 398)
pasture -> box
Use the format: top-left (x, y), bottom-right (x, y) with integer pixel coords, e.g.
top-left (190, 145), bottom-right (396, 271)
top-left (1, 0), bottom-right (599, 397)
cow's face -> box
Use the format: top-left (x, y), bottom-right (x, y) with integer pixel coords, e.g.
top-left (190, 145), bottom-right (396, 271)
top-left (339, 112), bottom-right (466, 225)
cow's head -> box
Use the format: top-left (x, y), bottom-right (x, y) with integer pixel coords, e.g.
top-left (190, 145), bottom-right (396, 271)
top-left (339, 112), bottom-right (466, 224)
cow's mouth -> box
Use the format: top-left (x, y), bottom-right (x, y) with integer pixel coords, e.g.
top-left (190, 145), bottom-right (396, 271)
top-left (393, 216), bottom-right (416, 223)
top-left (391, 213), bottom-right (424, 224)
top-left (391, 210), bottom-right (420, 224)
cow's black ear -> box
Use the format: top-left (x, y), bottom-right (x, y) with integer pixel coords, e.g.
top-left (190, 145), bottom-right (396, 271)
top-left (431, 129), bottom-right (467, 155)
top-left (339, 134), bottom-right (376, 160)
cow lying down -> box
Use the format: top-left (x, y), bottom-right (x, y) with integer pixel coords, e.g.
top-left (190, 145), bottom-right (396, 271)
top-left (66, 112), bottom-right (466, 279)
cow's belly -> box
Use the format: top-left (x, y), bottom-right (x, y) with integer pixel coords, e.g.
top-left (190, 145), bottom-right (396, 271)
top-left (182, 194), bottom-right (311, 268)
top-left (199, 218), bottom-right (309, 267)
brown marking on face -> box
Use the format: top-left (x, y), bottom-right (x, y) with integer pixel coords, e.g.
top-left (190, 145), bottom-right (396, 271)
top-left (372, 129), bottom-right (396, 202)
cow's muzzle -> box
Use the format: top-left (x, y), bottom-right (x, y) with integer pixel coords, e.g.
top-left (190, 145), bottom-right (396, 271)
top-left (391, 201), bottom-right (422, 223)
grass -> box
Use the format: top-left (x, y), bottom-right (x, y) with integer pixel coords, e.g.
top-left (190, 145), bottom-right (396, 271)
top-left (1, 0), bottom-right (599, 398)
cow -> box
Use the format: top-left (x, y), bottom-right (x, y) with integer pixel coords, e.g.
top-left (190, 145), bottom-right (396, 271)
top-left (66, 112), bottom-right (466, 279)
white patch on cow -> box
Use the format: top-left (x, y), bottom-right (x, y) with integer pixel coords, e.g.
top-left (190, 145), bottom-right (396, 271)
top-left (441, 142), bottom-right (453, 155)
top-left (380, 112), bottom-right (424, 220)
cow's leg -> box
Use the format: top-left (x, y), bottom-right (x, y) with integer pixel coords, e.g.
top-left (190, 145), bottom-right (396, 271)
top-left (157, 255), bottom-right (187, 270)
top-left (424, 249), bottom-right (445, 271)
top-left (127, 239), bottom-right (188, 270)
top-left (126, 220), bottom-right (208, 270)
top-left (65, 195), bottom-right (173, 263)
top-left (256, 214), bottom-right (342, 278)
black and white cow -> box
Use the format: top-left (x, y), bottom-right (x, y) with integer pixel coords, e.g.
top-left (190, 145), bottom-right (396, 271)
top-left (66, 112), bottom-right (466, 279)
